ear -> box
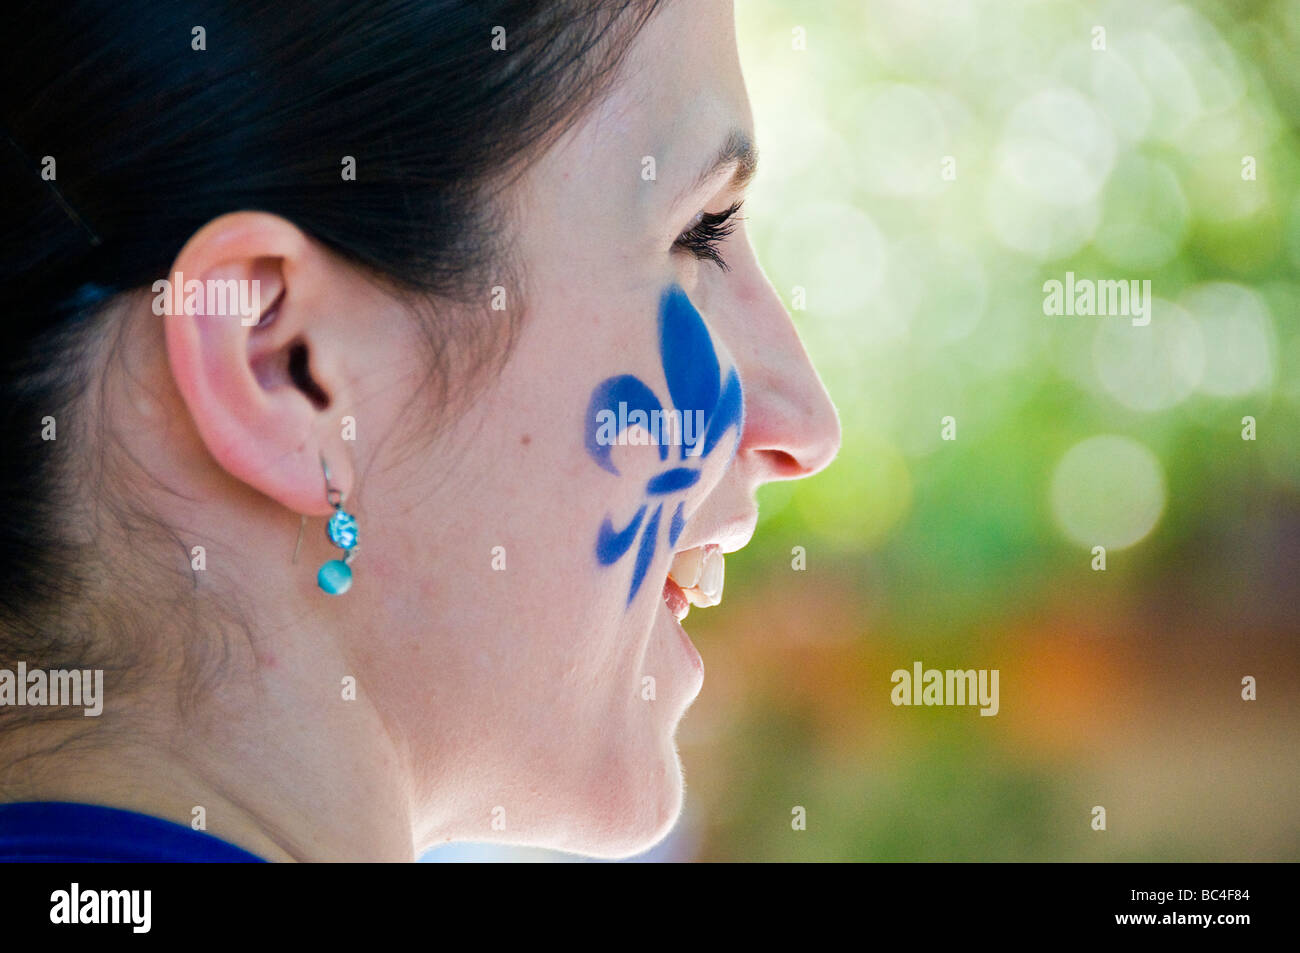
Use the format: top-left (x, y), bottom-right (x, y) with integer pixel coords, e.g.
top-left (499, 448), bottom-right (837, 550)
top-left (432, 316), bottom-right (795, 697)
top-left (162, 211), bottom-right (354, 516)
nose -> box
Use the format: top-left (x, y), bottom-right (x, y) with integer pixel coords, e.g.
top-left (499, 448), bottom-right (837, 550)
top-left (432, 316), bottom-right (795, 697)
top-left (731, 271), bottom-right (841, 483)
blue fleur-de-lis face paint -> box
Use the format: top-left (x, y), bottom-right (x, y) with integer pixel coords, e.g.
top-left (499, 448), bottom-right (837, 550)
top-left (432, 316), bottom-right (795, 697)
top-left (584, 284), bottom-right (744, 605)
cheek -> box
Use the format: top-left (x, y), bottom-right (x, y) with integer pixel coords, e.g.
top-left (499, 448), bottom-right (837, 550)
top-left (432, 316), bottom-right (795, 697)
top-left (358, 291), bottom-right (711, 844)
top-left (379, 279), bottom-right (742, 680)
top-left (419, 312), bottom-right (662, 673)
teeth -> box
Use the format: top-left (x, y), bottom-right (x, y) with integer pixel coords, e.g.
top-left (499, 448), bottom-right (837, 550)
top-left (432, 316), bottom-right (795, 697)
top-left (668, 548), bottom-right (703, 590)
top-left (700, 545), bottom-right (724, 596)
top-left (669, 544), bottom-right (724, 610)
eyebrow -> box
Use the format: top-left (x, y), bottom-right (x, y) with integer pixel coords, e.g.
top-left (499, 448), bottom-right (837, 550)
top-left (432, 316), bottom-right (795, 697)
top-left (680, 128), bottom-right (759, 207)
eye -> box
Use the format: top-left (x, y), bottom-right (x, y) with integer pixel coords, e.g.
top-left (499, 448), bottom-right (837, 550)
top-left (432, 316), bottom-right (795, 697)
top-left (673, 200), bottom-right (744, 272)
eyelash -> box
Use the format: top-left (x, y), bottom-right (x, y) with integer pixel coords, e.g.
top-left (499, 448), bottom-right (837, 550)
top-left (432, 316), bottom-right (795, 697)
top-left (673, 201), bottom-right (744, 272)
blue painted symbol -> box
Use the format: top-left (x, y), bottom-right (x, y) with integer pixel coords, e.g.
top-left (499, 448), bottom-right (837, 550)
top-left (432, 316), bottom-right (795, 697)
top-left (584, 285), bottom-right (744, 604)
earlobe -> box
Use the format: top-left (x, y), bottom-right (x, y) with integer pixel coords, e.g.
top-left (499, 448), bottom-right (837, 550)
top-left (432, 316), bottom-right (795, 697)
top-left (161, 211), bottom-right (353, 516)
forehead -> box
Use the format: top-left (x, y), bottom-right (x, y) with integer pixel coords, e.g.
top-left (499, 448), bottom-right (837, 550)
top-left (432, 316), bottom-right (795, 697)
top-left (515, 0), bottom-right (751, 267)
top-left (610, 0), bottom-right (751, 176)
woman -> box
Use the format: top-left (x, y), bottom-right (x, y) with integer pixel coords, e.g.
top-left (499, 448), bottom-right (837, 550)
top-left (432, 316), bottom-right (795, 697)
top-left (0, 0), bottom-right (839, 861)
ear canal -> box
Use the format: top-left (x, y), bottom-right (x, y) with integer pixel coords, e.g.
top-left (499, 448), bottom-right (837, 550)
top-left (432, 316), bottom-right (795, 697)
top-left (287, 340), bottom-right (330, 410)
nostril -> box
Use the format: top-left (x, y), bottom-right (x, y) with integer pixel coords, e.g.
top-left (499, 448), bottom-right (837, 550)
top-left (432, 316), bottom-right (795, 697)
top-left (736, 364), bottom-right (842, 482)
top-left (757, 448), bottom-right (808, 480)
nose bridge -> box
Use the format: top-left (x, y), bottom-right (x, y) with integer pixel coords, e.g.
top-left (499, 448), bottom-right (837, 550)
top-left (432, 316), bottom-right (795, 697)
top-left (730, 267), bottom-right (842, 480)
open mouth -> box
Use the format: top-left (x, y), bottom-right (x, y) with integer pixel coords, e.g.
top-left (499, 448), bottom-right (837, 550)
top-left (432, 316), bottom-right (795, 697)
top-left (662, 543), bottom-right (725, 622)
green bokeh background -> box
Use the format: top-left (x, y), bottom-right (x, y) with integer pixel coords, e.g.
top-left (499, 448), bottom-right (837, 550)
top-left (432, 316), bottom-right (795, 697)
top-left (673, 0), bottom-right (1298, 862)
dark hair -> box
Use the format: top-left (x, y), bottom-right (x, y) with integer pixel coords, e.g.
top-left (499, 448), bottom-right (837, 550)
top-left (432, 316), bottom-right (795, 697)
top-left (0, 0), bottom-right (663, 730)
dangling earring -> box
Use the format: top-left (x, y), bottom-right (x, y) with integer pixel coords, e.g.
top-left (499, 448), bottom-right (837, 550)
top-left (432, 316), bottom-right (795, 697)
top-left (313, 454), bottom-right (359, 595)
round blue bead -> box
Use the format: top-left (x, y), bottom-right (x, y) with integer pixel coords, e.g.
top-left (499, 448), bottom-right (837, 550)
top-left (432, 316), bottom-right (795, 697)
top-left (328, 510), bottom-right (359, 549)
top-left (317, 559), bottom-right (353, 595)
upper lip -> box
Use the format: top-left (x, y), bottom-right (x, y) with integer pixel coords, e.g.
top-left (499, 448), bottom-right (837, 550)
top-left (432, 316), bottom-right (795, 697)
top-left (673, 510), bottom-right (758, 557)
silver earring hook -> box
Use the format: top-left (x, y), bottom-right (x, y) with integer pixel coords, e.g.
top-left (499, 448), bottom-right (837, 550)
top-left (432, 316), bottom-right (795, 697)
top-left (293, 454), bottom-right (345, 564)
top-left (321, 453), bottom-right (345, 507)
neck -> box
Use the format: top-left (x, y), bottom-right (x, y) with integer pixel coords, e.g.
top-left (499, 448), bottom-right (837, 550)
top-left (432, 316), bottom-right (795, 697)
top-left (0, 626), bottom-right (417, 862)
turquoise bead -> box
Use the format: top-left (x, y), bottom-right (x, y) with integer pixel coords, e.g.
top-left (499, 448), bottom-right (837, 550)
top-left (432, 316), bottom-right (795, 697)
top-left (328, 510), bottom-right (359, 549)
top-left (317, 559), bottom-right (353, 595)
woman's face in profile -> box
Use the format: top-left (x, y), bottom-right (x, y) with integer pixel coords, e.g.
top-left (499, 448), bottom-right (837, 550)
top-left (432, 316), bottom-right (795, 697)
top-left (0, 0), bottom-right (837, 861)
top-left (348, 0), bottom-right (839, 856)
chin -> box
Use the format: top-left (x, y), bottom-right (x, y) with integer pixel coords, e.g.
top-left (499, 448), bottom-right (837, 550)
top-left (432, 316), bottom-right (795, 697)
top-left (550, 740), bottom-right (688, 860)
